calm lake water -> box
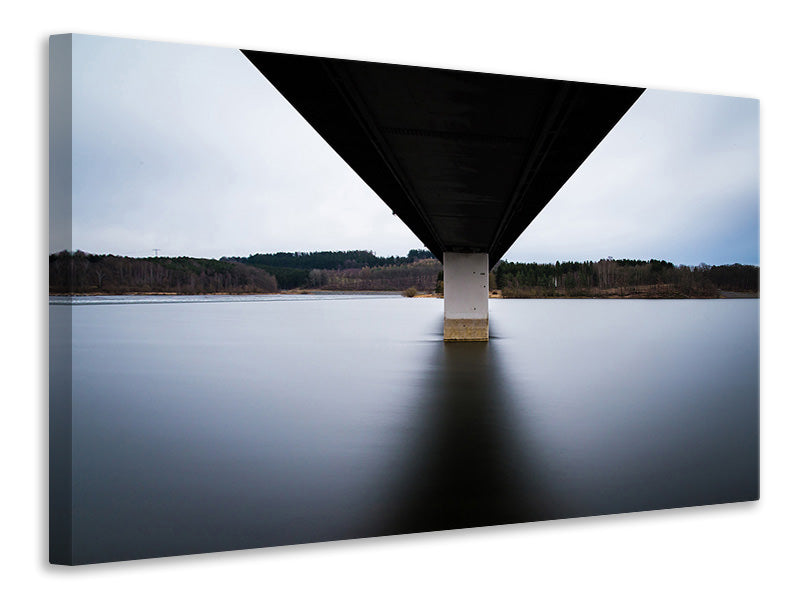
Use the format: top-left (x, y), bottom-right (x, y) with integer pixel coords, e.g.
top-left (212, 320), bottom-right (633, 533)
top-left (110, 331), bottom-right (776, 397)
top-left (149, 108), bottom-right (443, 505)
top-left (50, 295), bottom-right (759, 564)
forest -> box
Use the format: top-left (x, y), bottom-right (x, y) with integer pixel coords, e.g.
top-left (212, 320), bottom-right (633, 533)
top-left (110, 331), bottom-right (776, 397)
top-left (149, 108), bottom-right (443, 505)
top-left (494, 259), bottom-right (759, 298)
top-left (224, 249), bottom-right (435, 289)
top-left (49, 251), bottom-right (279, 295)
top-left (50, 250), bottom-right (758, 298)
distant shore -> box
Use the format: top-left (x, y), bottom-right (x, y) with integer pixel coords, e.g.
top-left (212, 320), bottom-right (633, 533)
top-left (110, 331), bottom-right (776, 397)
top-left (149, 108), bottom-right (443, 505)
top-left (50, 251), bottom-right (759, 299)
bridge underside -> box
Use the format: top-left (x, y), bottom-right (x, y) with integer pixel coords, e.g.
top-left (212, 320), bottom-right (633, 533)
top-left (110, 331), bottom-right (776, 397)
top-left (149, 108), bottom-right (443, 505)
top-left (242, 49), bottom-right (643, 339)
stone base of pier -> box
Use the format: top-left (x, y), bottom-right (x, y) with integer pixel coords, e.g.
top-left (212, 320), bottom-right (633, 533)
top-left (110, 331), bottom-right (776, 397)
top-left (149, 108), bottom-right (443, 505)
top-left (444, 318), bottom-right (489, 342)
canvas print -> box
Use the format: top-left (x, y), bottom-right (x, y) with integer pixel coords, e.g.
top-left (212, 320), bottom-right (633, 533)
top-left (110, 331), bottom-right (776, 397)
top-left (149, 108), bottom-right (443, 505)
top-left (49, 34), bottom-right (759, 565)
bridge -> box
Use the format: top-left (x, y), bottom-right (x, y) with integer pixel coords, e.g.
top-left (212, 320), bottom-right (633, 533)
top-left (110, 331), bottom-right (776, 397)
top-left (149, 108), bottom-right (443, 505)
top-left (242, 50), bottom-right (643, 340)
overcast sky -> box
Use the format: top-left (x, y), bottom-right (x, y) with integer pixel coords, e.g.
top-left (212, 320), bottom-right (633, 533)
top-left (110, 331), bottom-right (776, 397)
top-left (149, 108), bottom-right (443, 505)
top-left (64, 35), bottom-right (759, 265)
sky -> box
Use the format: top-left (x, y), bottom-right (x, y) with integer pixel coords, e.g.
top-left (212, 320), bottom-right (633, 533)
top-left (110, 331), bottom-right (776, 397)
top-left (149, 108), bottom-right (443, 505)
top-left (62, 34), bottom-right (759, 265)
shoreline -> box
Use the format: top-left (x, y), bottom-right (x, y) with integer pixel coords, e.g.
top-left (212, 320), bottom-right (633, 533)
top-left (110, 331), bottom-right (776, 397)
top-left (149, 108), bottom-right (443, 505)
top-left (49, 289), bottom-right (759, 299)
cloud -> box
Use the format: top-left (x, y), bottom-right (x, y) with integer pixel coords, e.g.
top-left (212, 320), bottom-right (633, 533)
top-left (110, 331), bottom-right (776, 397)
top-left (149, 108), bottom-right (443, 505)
top-left (69, 36), bottom-right (759, 265)
top-left (505, 89), bottom-right (759, 265)
top-left (70, 35), bottom-right (422, 258)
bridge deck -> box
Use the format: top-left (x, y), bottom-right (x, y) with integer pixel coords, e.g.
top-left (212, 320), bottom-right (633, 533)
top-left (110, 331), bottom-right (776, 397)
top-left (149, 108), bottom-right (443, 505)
top-left (242, 50), bottom-right (643, 266)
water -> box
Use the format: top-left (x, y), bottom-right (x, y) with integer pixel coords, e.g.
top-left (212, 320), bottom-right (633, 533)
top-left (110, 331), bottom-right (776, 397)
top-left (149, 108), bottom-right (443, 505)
top-left (50, 296), bottom-right (759, 564)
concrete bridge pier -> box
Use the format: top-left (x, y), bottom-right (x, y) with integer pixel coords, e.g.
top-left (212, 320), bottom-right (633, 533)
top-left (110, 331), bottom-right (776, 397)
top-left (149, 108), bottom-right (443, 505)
top-left (443, 252), bottom-right (489, 342)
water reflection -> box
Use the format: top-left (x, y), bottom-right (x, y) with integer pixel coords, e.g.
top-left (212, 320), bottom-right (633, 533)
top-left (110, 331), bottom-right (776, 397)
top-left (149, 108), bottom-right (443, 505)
top-left (377, 341), bottom-right (551, 536)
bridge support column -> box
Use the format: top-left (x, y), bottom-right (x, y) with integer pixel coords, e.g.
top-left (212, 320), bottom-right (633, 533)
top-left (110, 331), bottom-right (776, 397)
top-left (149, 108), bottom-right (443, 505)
top-left (443, 252), bottom-right (489, 342)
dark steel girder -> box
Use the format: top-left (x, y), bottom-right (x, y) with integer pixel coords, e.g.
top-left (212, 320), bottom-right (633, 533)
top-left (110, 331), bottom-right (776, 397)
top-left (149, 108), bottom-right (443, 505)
top-left (242, 49), bottom-right (644, 267)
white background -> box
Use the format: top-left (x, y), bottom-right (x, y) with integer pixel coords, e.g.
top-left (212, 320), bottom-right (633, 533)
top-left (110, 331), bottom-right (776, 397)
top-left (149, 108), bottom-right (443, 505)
top-left (2, 1), bottom-right (798, 597)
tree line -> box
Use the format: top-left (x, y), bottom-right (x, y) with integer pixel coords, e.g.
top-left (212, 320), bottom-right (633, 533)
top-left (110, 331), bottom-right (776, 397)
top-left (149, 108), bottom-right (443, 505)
top-left (50, 251), bottom-right (279, 295)
top-left (50, 250), bottom-right (759, 298)
top-left (494, 259), bottom-right (759, 298)
top-left (224, 249), bottom-right (436, 290)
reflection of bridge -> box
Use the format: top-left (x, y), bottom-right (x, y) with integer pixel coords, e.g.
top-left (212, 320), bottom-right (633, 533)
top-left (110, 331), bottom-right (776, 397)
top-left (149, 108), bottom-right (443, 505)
top-left (242, 50), bottom-right (643, 340)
